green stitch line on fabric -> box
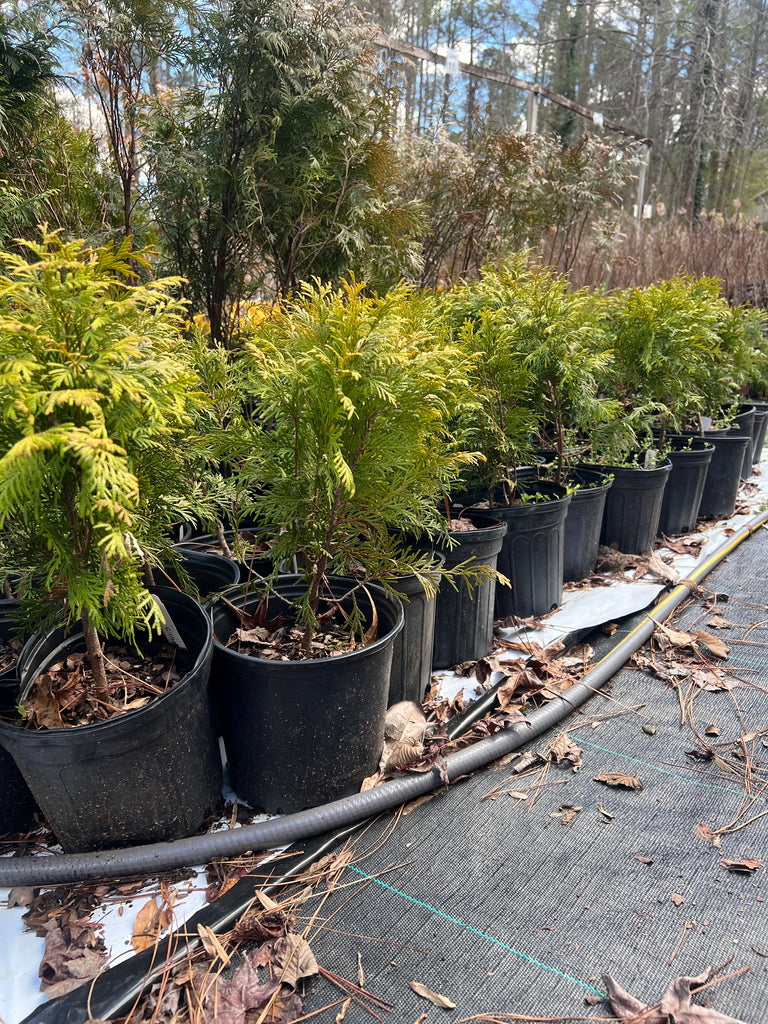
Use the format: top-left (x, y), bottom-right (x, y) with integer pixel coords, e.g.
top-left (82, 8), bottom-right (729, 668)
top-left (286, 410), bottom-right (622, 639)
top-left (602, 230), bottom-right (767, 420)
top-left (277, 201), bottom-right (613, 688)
top-left (576, 735), bottom-right (757, 798)
top-left (346, 864), bottom-right (604, 996)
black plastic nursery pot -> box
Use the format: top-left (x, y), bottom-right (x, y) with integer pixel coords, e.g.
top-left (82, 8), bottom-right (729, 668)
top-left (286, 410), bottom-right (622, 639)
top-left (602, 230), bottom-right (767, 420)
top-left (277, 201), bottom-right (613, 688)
top-left (698, 434), bottom-right (751, 518)
top-left (562, 469), bottom-right (613, 582)
top-left (386, 553), bottom-right (445, 705)
top-left (160, 547), bottom-right (241, 597)
top-left (181, 527), bottom-right (277, 583)
top-left (0, 605), bottom-right (38, 835)
top-left (657, 438), bottom-right (714, 536)
top-left (752, 408), bottom-right (768, 466)
top-left (210, 577), bottom-right (404, 815)
top-left (733, 404), bottom-right (756, 477)
top-left (0, 589), bottom-right (222, 853)
top-left (431, 513), bottom-right (507, 670)
top-left (489, 480), bottom-right (572, 619)
top-left (594, 459), bottom-right (673, 555)
top-left (724, 426), bottom-right (756, 480)
top-left (734, 403), bottom-right (756, 437)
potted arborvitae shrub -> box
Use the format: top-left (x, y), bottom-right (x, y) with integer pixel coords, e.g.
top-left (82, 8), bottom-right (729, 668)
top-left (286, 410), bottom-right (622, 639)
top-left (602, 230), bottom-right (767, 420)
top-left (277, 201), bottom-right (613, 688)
top-left (693, 298), bottom-right (762, 514)
top-left (209, 279), bottom-right (481, 814)
top-left (741, 307), bottom-right (768, 466)
top-left (443, 262), bottom-right (573, 618)
top-left (589, 279), bottom-right (729, 549)
top-left (454, 259), bottom-right (620, 581)
top-left (0, 231), bottom-right (222, 852)
top-left (597, 278), bottom-right (760, 534)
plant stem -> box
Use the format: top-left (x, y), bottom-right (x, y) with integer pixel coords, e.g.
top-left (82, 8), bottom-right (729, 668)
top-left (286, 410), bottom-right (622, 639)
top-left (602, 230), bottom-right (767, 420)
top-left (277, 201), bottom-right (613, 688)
top-left (83, 612), bottom-right (110, 702)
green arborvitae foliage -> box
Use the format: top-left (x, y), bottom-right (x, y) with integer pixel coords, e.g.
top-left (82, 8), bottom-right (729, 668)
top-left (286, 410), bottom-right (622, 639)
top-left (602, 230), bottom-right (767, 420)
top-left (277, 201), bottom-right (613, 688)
top-left (233, 278), bottom-right (477, 650)
top-left (741, 307), bottom-right (768, 399)
top-left (0, 229), bottom-right (200, 659)
top-left (436, 257), bottom-right (540, 502)
top-left (446, 258), bottom-right (621, 482)
top-left (599, 276), bottom-right (743, 446)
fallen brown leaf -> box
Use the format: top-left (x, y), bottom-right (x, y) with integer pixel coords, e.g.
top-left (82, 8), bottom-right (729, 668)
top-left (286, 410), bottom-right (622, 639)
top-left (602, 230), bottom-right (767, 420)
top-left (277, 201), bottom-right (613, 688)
top-left (131, 897), bottom-right (173, 953)
top-left (402, 793), bottom-right (435, 816)
top-left (602, 968), bottom-right (744, 1023)
top-left (271, 933), bottom-right (319, 988)
top-left (409, 980), bottom-right (456, 1008)
top-left (378, 701), bottom-right (428, 774)
top-left (720, 857), bottom-right (763, 873)
top-left (707, 615), bottom-right (733, 629)
top-left (548, 732), bottom-right (583, 771)
top-left (696, 630), bottom-right (730, 659)
top-left (647, 551), bottom-right (680, 584)
top-left (7, 886), bottom-right (37, 908)
top-left (692, 667), bottom-right (738, 691)
top-left (694, 823), bottom-right (722, 848)
top-left (39, 920), bottom-right (107, 998)
top-left (594, 771), bottom-right (643, 790)
top-left (190, 955), bottom-right (280, 1024)
top-left (654, 621), bottom-right (697, 650)
top-left (602, 973), bottom-right (665, 1023)
top-left (197, 923), bottom-right (231, 966)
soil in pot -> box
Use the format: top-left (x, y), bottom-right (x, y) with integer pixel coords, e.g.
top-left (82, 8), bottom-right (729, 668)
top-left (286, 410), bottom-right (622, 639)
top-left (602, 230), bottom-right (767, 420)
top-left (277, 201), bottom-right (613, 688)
top-left (210, 577), bottom-right (404, 815)
top-left (562, 469), bottom-right (613, 582)
top-left (0, 588), bottom-right (222, 852)
top-left (657, 438), bottom-right (714, 535)
top-left (487, 480), bottom-right (571, 619)
top-left (431, 513), bottom-right (507, 670)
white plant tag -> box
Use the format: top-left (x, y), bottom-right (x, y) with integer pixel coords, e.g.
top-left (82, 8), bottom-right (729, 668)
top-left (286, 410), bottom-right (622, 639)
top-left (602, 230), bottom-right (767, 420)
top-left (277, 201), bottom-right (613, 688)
top-left (152, 596), bottom-right (187, 649)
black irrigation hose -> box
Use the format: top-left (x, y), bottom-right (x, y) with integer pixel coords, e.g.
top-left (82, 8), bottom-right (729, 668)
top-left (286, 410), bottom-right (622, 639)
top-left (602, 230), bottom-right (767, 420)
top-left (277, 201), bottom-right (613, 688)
top-left (19, 826), bottom-right (367, 1024)
top-left (3, 508), bottom-right (768, 891)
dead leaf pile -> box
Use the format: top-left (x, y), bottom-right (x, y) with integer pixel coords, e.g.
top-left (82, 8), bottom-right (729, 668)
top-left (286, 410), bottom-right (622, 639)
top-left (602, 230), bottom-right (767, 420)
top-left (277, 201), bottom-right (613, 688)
top-left (38, 918), bottom-right (107, 998)
top-left (20, 883), bottom-right (101, 936)
top-left (22, 641), bottom-right (186, 729)
top-left (660, 534), bottom-right (705, 559)
top-left (476, 639), bottom-right (593, 707)
top-left (496, 732), bottom-right (584, 779)
top-left (0, 634), bottom-right (22, 674)
top-left (631, 613), bottom-right (740, 704)
top-left (116, 849), bottom-right (400, 1024)
top-left (652, 622), bottom-right (730, 660)
top-left (206, 849), bottom-right (273, 903)
top-left (119, 903), bottom-right (319, 1024)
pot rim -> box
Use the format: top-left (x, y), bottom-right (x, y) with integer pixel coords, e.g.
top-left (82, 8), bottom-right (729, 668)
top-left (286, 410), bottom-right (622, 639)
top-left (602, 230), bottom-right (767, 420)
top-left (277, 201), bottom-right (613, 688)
top-left (210, 574), bottom-right (405, 667)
